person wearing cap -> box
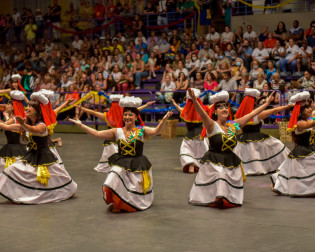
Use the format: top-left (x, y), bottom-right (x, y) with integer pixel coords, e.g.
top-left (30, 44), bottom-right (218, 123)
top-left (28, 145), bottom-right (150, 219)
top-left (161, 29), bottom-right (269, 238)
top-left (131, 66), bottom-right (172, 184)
top-left (271, 91), bottom-right (315, 197)
top-left (233, 88), bottom-right (292, 176)
top-left (0, 91), bottom-right (27, 171)
top-left (0, 92), bottom-right (77, 204)
top-left (170, 89), bottom-right (209, 173)
top-left (70, 97), bottom-right (172, 212)
top-left (188, 89), bottom-right (274, 208)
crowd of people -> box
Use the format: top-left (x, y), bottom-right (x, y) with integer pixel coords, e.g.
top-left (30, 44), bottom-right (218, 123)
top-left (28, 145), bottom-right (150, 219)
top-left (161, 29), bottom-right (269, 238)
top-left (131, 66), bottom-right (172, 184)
top-left (0, 1), bottom-right (314, 121)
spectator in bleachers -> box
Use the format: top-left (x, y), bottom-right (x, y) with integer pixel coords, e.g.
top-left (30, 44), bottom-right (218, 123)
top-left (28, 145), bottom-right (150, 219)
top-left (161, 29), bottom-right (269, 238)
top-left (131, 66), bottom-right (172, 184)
top-left (163, 63), bottom-right (176, 82)
top-left (147, 31), bottom-right (158, 48)
top-left (231, 57), bottom-right (246, 81)
top-left (249, 59), bottom-right (264, 81)
top-left (309, 59), bottom-right (315, 76)
top-left (24, 18), bottom-right (37, 45)
top-left (117, 66), bottom-right (134, 92)
top-left (297, 70), bottom-right (315, 90)
top-left (158, 74), bottom-right (176, 104)
top-left (174, 60), bottom-right (188, 79)
top-left (96, 72), bottom-right (107, 91)
top-left (198, 41), bottom-right (214, 61)
top-left (265, 60), bottom-right (277, 83)
top-left (224, 43), bottom-right (237, 63)
top-left (191, 72), bottom-right (203, 91)
top-left (280, 38), bottom-right (299, 73)
top-left (273, 21), bottom-right (287, 46)
top-left (297, 40), bottom-right (312, 71)
top-left (234, 26), bottom-right (244, 51)
top-left (199, 56), bottom-right (212, 73)
top-left (264, 32), bottom-right (277, 53)
top-left (253, 73), bottom-right (267, 90)
top-left (186, 52), bottom-right (200, 78)
top-left (243, 24), bottom-right (257, 49)
top-left (206, 26), bottom-right (220, 47)
top-left (218, 70), bottom-right (237, 92)
top-left (238, 39), bottom-right (253, 71)
top-left (133, 53), bottom-right (147, 89)
top-left (271, 39), bottom-right (285, 70)
top-left (220, 25), bottom-right (235, 50)
top-left (214, 49), bottom-right (229, 70)
top-left (252, 41), bottom-right (269, 69)
top-left (289, 20), bottom-right (304, 42)
top-left (46, 0), bottom-right (61, 41)
top-left (270, 72), bottom-right (285, 90)
top-left (307, 26), bottom-right (315, 49)
top-left (203, 71), bottom-right (218, 103)
top-left (132, 15), bottom-right (144, 36)
top-left (258, 26), bottom-right (269, 42)
top-left (257, 82), bottom-right (273, 105)
top-left (147, 51), bottom-right (157, 79)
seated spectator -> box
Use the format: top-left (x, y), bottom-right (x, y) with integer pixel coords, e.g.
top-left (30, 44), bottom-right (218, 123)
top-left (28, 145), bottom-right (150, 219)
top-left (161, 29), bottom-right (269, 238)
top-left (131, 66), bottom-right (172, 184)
top-left (217, 71), bottom-right (237, 92)
top-left (271, 40), bottom-right (285, 70)
top-left (265, 60), bottom-right (277, 83)
top-left (224, 43), bottom-right (237, 63)
top-left (235, 71), bottom-right (251, 104)
top-left (206, 26), bottom-right (220, 47)
top-left (234, 26), bottom-right (244, 51)
top-left (238, 39), bottom-right (253, 71)
top-left (273, 21), bottom-right (288, 46)
top-left (203, 72), bottom-right (218, 103)
top-left (280, 38), bottom-right (299, 73)
top-left (173, 72), bottom-right (189, 103)
top-left (264, 32), bottom-right (277, 53)
top-left (140, 48), bottom-right (149, 64)
top-left (158, 74), bottom-right (176, 104)
top-left (252, 41), bottom-right (269, 69)
top-left (287, 80), bottom-right (299, 102)
top-left (220, 25), bottom-right (235, 50)
top-left (297, 70), bottom-right (315, 90)
top-left (243, 24), bottom-right (257, 48)
top-left (199, 56), bottom-right (213, 73)
top-left (117, 66), bottom-right (134, 92)
top-left (309, 59), bottom-right (315, 76)
top-left (289, 20), bottom-right (304, 41)
top-left (257, 83), bottom-right (274, 105)
top-left (253, 73), bottom-right (267, 90)
top-left (249, 59), bottom-right (264, 81)
top-left (111, 54), bottom-right (124, 69)
top-left (297, 40), bottom-right (312, 72)
top-left (147, 51), bottom-right (157, 79)
top-left (133, 53), bottom-right (148, 89)
top-left (40, 73), bottom-right (53, 90)
top-left (174, 60), bottom-right (189, 79)
top-left (198, 41), bottom-right (214, 61)
top-left (159, 37), bottom-right (171, 62)
top-left (148, 39), bottom-right (160, 55)
top-left (191, 72), bottom-right (203, 91)
top-left (72, 35), bottom-right (83, 52)
top-left (231, 58), bottom-right (246, 81)
top-left (214, 49), bottom-right (230, 69)
top-left (307, 26), bottom-right (315, 48)
top-left (186, 53), bottom-right (200, 78)
top-left (270, 72), bottom-right (285, 90)
top-left (172, 53), bottom-right (182, 71)
top-left (190, 43), bottom-right (199, 56)
top-left (258, 26), bottom-right (269, 42)
top-left (95, 72), bottom-right (107, 90)
top-left (135, 37), bottom-right (148, 54)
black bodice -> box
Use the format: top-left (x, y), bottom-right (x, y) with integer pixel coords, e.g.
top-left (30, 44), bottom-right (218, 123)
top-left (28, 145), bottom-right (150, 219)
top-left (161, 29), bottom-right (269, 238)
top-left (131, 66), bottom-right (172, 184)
top-left (185, 122), bottom-right (203, 140)
top-left (117, 139), bottom-right (144, 157)
top-left (5, 130), bottom-right (21, 144)
top-left (208, 133), bottom-right (238, 152)
top-left (242, 122), bottom-right (262, 133)
top-left (237, 122), bottom-right (270, 144)
top-left (289, 130), bottom-right (315, 159)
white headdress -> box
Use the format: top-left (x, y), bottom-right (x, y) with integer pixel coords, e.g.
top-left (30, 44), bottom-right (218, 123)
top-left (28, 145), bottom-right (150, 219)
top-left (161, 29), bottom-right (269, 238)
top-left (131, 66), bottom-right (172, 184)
top-left (110, 94), bottom-right (124, 102)
top-left (11, 74), bottom-right (22, 80)
top-left (10, 90), bottom-right (24, 101)
top-left (245, 88), bottom-right (260, 98)
top-left (289, 91), bottom-right (310, 105)
top-left (40, 89), bottom-right (54, 99)
top-left (186, 88), bottom-right (201, 100)
top-left (30, 91), bottom-right (49, 105)
top-left (210, 91), bottom-right (229, 104)
top-left (119, 96), bottom-right (142, 108)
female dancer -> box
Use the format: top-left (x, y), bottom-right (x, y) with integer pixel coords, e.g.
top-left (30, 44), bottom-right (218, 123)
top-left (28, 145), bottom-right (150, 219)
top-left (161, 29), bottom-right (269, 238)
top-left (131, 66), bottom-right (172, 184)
top-left (271, 91), bottom-right (315, 196)
top-left (188, 89), bottom-right (273, 208)
top-left (233, 88), bottom-right (292, 175)
top-left (76, 96), bottom-right (155, 173)
top-left (0, 92), bottom-right (77, 204)
top-left (0, 91), bottom-right (27, 171)
top-left (170, 88), bottom-right (208, 173)
top-left (70, 96), bottom-right (172, 212)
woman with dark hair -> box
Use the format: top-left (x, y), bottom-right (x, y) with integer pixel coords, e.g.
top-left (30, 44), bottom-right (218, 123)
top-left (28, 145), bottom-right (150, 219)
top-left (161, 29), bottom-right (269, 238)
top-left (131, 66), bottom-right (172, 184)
top-left (273, 21), bottom-right (288, 46)
top-left (188, 89), bottom-right (273, 208)
top-left (0, 92), bottom-right (77, 204)
top-left (234, 88), bottom-right (292, 175)
top-left (0, 91), bottom-right (27, 171)
top-left (70, 96), bottom-right (172, 212)
top-left (271, 92), bottom-right (315, 196)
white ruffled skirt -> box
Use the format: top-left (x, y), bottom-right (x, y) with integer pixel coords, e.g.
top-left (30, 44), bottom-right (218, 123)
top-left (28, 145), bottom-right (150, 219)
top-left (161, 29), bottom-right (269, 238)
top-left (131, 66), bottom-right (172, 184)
top-left (103, 166), bottom-right (154, 211)
top-left (94, 143), bottom-right (118, 173)
top-left (271, 153), bottom-right (315, 197)
top-left (0, 160), bottom-right (77, 204)
top-left (50, 146), bottom-right (65, 169)
top-left (234, 136), bottom-right (290, 175)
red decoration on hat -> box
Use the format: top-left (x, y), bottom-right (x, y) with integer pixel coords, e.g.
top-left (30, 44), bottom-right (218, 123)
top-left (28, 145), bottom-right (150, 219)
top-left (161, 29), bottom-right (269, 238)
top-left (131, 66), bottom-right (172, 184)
top-left (17, 79), bottom-right (26, 92)
top-left (234, 96), bottom-right (256, 120)
top-left (287, 101), bottom-right (301, 132)
top-left (104, 101), bottom-right (124, 128)
top-left (39, 101), bottom-right (57, 135)
top-left (13, 100), bottom-right (26, 119)
top-left (180, 98), bottom-right (204, 123)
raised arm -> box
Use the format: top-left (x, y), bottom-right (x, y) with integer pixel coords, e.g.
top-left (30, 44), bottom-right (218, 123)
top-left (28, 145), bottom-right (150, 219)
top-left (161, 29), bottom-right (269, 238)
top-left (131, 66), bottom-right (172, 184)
top-left (297, 120), bottom-right (315, 132)
top-left (138, 101), bottom-right (156, 111)
top-left (0, 122), bottom-right (22, 131)
top-left (258, 104), bottom-right (294, 120)
top-left (16, 117), bottom-right (46, 134)
top-left (75, 105), bottom-right (105, 120)
top-left (188, 88), bottom-right (215, 134)
top-left (54, 97), bottom-right (74, 114)
top-left (144, 111), bottom-right (173, 138)
top-left (169, 97), bottom-right (183, 112)
top-left (236, 93), bottom-right (274, 127)
top-left (69, 118), bottom-right (116, 140)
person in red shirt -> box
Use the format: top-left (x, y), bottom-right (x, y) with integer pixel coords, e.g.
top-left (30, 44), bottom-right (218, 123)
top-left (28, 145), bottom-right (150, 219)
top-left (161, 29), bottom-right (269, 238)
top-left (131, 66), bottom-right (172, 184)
top-left (94, 0), bottom-right (105, 20)
top-left (264, 32), bottom-right (276, 52)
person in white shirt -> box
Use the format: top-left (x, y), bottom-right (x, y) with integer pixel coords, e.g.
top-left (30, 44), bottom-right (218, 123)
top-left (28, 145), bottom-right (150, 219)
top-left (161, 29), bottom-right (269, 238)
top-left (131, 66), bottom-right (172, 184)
top-left (252, 41), bottom-right (269, 69)
top-left (297, 40), bottom-right (313, 71)
top-left (174, 61), bottom-right (189, 79)
top-left (280, 38), bottom-right (299, 73)
top-left (198, 41), bottom-right (214, 61)
top-left (158, 74), bottom-right (176, 103)
top-left (243, 25), bottom-right (257, 48)
top-left (271, 39), bottom-right (285, 70)
top-left (186, 53), bottom-right (200, 78)
top-left (206, 26), bottom-right (220, 47)
top-left (134, 31), bottom-right (147, 45)
top-left (72, 35), bottom-right (83, 51)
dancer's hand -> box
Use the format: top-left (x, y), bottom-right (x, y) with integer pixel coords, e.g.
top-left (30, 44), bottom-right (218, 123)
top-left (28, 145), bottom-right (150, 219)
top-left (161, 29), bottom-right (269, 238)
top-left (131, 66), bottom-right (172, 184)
top-left (66, 97), bottom-right (75, 104)
top-left (265, 92), bottom-right (275, 104)
top-left (69, 118), bottom-right (82, 126)
top-left (16, 116), bottom-right (25, 126)
top-left (187, 88), bottom-right (196, 100)
top-left (146, 101), bottom-right (155, 106)
top-left (169, 98), bottom-right (176, 105)
top-left (162, 111), bottom-right (173, 121)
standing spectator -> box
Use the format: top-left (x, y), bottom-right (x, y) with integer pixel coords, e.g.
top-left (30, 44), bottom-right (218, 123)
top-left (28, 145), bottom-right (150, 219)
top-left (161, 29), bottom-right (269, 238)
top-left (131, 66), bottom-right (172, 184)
top-left (198, 0), bottom-right (211, 34)
top-left (280, 38), bottom-right (299, 73)
top-left (252, 41), bottom-right (269, 69)
top-left (132, 15), bottom-right (144, 36)
top-left (157, 0), bottom-right (168, 31)
top-left (12, 8), bottom-right (21, 42)
top-left (94, 0), bottom-right (106, 34)
top-left (24, 18), bottom-right (37, 45)
top-left (243, 24), bottom-right (257, 48)
top-left (47, 0), bottom-right (61, 41)
top-left (133, 53), bottom-right (148, 89)
top-left (143, 2), bottom-right (156, 26)
top-left (289, 20), bottom-right (304, 41)
top-left (183, 0), bottom-right (195, 30)
top-left (238, 39), bottom-right (253, 71)
top-left (297, 41), bottom-right (312, 72)
top-left (206, 26), bottom-right (220, 47)
top-left (176, 0), bottom-right (185, 30)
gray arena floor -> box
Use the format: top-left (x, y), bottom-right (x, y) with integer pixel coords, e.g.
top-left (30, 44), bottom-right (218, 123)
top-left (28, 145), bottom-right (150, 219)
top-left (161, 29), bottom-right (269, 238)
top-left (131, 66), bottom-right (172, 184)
top-left (0, 134), bottom-right (315, 252)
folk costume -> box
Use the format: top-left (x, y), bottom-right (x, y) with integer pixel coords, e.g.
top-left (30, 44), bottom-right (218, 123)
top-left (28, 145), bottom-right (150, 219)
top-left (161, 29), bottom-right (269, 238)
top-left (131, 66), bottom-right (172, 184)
top-left (0, 91), bottom-right (27, 171)
top-left (103, 96), bottom-right (153, 212)
top-left (234, 88), bottom-right (290, 175)
top-left (94, 94), bottom-right (123, 173)
top-left (0, 92), bottom-right (77, 204)
top-left (189, 91), bottom-right (245, 207)
top-left (271, 91), bottom-right (315, 196)
top-left (180, 88), bottom-right (208, 173)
